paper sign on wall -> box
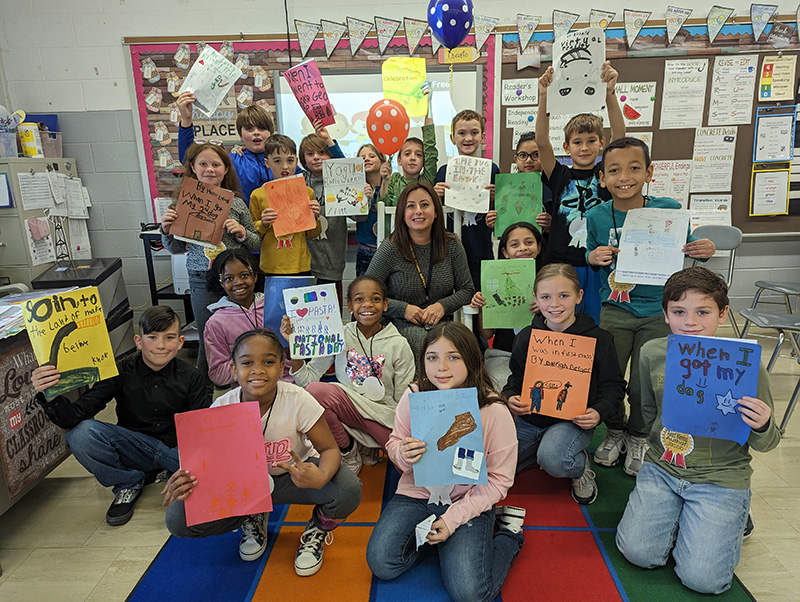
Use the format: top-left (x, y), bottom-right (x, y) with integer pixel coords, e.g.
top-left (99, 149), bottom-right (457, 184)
top-left (660, 59), bottom-right (709, 129)
top-left (480, 259), bottom-right (536, 329)
top-left (320, 20), bottom-right (347, 59)
top-left (23, 287), bottom-right (118, 398)
top-left (615, 82), bottom-right (656, 128)
top-left (375, 17), bottom-right (402, 55)
top-left (409, 388), bottom-right (487, 487)
top-left (662, 335), bottom-right (761, 445)
top-left (494, 172), bottom-right (544, 237)
top-left (323, 158), bottom-right (367, 216)
top-left (283, 283), bottom-right (345, 359)
top-left (759, 55), bottom-right (797, 101)
top-left (754, 112), bottom-right (795, 162)
top-left (521, 330), bottom-right (596, 419)
top-left (295, 20), bottom-right (321, 59)
top-left (708, 55), bottom-right (758, 126)
top-left (750, 166), bottom-right (790, 216)
top-left (505, 106), bottom-right (537, 129)
top-left (628, 131), bottom-right (653, 149)
top-left (549, 28), bottom-right (606, 117)
top-left (516, 14), bottom-right (541, 53)
top-left (170, 177), bottom-right (235, 249)
top-left (382, 57), bottom-right (428, 118)
top-left (282, 59), bottom-right (335, 127)
top-left (474, 15), bottom-right (499, 51)
top-left (767, 22), bottom-right (795, 48)
top-left (750, 4), bottom-right (777, 41)
top-left (624, 10), bottom-right (651, 48)
top-left (347, 16), bottom-right (373, 57)
top-left (25, 217), bottom-right (56, 266)
top-left (404, 18), bottom-right (428, 56)
top-left (444, 156), bottom-right (492, 213)
top-left (552, 10), bottom-right (580, 39)
top-left (265, 175), bottom-right (316, 238)
top-left (501, 79), bottom-right (538, 106)
top-left (707, 6), bottom-right (734, 44)
top-left (178, 46), bottom-right (241, 118)
top-left (665, 6), bottom-right (693, 44)
top-left (589, 9), bottom-right (615, 30)
top-left (176, 402), bottom-right (273, 527)
top-left (690, 194), bottom-right (733, 257)
top-left (691, 127), bottom-right (737, 193)
top-left (650, 160), bottom-right (693, 208)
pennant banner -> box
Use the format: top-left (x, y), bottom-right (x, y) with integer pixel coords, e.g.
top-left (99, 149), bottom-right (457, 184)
top-left (751, 4), bottom-right (778, 41)
top-left (404, 17), bottom-right (428, 56)
top-left (320, 20), bottom-right (347, 59)
top-left (474, 14), bottom-right (499, 51)
top-left (768, 21), bottom-right (795, 48)
top-left (375, 16), bottom-right (402, 55)
top-left (431, 34), bottom-right (442, 55)
top-left (665, 6), bottom-right (693, 43)
top-left (517, 14), bottom-right (542, 53)
top-left (589, 9), bottom-right (616, 30)
top-left (624, 9), bottom-right (652, 48)
top-left (295, 20), bottom-right (321, 59)
top-left (707, 6), bottom-right (735, 44)
top-left (347, 16), bottom-right (373, 57)
top-left (553, 10), bottom-right (580, 39)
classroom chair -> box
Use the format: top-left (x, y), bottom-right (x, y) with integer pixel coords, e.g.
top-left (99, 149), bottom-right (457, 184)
top-left (740, 281), bottom-right (800, 338)
top-left (737, 309), bottom-right (800, 371)
top-left (691, 225), bottom-right (742, 337)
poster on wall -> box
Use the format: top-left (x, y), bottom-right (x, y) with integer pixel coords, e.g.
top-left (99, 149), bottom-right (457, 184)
top-left (649, 160), bottom-right (693, 208)
top-left (708, 55), bottom-right (758, 126)
top-left (660, 59), bottom-right (709, 129)
top-left (690, 127), bottom-right (737, 193)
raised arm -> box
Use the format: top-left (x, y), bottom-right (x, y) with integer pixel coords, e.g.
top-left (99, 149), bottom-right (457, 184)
top-left (535, 67), bottom-right (557, 179)
top-left (602, 62), bottom-right (626, 142)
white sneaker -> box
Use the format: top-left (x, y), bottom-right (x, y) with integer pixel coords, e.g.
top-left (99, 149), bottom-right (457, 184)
top-left (341, 445), bottom-right (362, 475)
top-left (571, 451), bottom-right (598, 505)
top-left (239, 513), bottom-right (267, 561)
top-left (360, 446), bottom-right (383, 466)
top-left (624, 435), bottom-right (649, 477)
top-left (495, 506), bottom-right (526, 534)
top-left (295, 521), bottom-right (333, 576)
top-left (593, 428), bottom-right (627, 467)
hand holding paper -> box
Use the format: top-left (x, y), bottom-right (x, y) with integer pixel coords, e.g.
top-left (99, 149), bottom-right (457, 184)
top-left (401, 437), bottom-right (427, 464)
top-left (737, 396), bottom-right (771, 431)
top-left (415, 514), bottom-right (437, 549)
top-left (427, 517), bottom-right (451, 545)
top-left (161, 469), bottom-right (197, 507)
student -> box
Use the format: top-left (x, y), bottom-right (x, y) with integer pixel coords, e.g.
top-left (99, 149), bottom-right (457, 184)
top-left (31, 306), bottom-right (210, 526)
top-left (177, 91), bottom-right (274, 204)
top-left (282, 276), bottom-right (416, 474)
top-left (367, 322), bottom-right (524, 602)
top-left (160, 142), bottom-right (261, 386)
top-left (470, 222), bottom-right (545, 390)
top-left (535, 62), bottom-right (625, 323)
top-left (163, 328), bottom-right (363, 573)
top-left (616, 267), bottom-right (780, 594)
top-left (586, 137), bottom-right (716, 477)
top-left (249, 134), bottom-right (322, 275)
top-left (434, 110), bottom-right (499, 290)
top-left (354, 143), bottom-right (390, 276)
top-left (204, 249), bottom-right (263, 388)
top-left (503, 264), bottom-right (625, 505)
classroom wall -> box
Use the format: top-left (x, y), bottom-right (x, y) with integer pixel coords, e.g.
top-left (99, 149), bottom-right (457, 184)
top-left (1, 0), bottom-right (799, 316)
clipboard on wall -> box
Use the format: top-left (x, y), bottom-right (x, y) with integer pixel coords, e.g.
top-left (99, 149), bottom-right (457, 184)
top-left (750, 162), bottom-right (791, 216)
top-left (753, 105), bottom-right (796, 163)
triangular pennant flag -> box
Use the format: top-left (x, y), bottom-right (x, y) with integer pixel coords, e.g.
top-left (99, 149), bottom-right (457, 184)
top-left (552, 10), bottom-right (580, 38)
top-left (431, 34), bottom-right (442, 55)
top-left (295, 20), bottom-right (321, 59)
top-left (767, 21), bottom-right (795, 47)
top-left (404, 18), bottom-right (428, 55)
top-left (665, 6), bottom-right (693, 43)
top-left (707, 6), bottom-right (735, 44)
top-left (589, 9), bottom-right (616, 30)
top-left (474, 14), bottom-right (499, 51)
top-left (751, 4), bottom-right (778, 41)
top-left (346, 16), bottom-right (373, 57)
top-left (517, 14), bottom-right (542, 53)
top-left (320, 20), bottom-right (347, 59)
top-left (624, 10), bottom-right (651, 47)
top-left (375, 16), bottom-right (402, 55)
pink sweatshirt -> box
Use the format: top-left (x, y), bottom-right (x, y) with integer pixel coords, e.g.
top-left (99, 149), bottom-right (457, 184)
top-left (387, 388), bottom-right (518, 536)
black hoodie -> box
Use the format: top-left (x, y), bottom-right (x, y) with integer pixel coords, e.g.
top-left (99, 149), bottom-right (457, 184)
top-left (502, 313), bottom-right (625, 429)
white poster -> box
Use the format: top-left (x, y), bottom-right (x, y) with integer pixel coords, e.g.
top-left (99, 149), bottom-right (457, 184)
top-left (65, 177), bottom-right (88, 219)
top-left (347, 17), bottom-right (373, 57)
top-left (650, 160), bottom-right (693, 208)
top-left (502, 79), bottom-right (538, 105)
top-left (444, 156), bottom-right (492, 213)
top-left (614, 82), bottom-right (657, 127)
top-left (755, 114), bottom-right (795, 162)
top-left (751, 169), bottom-right (790, 215)
top-left (283, 284), bottom-right (345, 359)
top-left (628, 131), bottom-right (653, 150)
top-left (506, 106), bottom-right (537, 129)
top-left (474, 15), bottom-right (499, 51)
top-left (690, 194), bottom-right (732, 257)
top-left (295, 20), bottom-right (321, 59)
top-left (17, 172), bottom-right (54, 211)
top-left (661, 59), bottom-right (709, 129)
top-left (750, 4), bottom-right (777, 42)
top-left (178, 46), bottom-right (241, 117)
top-left (322, 158), bottom-right (368, 217)
top-left (549, 27), bottom-right (606, 117)
top-left (403, 18), bottom-right (428, 56)
top-left (759, 55), bottom-right (798, 102)
top-left (510, 108), bottom-right (572, 156)
top-left (320, 20), bottom-right (347, 59)
top-left (69, 218), bottom-right (92, 260)
top-left (691, 127), bottom-right (737, 192)
top-left (708, 55), bottom-right (758, 126)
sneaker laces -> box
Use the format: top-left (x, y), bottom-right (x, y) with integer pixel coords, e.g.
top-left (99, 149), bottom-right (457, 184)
top-left (577, 467), bottom-right (597, 488)
top-left (599, 430), bottom-right (626, 451)
top-left (242, 515), bottom-right (263, 540)
top-left (628, 437), bottom-right (648, 462)
top-left (299, 526), bottom-right (333, 551)
top-left (113, 489), bottom-right (139, 505)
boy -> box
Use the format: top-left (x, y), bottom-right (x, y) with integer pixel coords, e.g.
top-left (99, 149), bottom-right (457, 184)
top-left (434, 109), bottom-right (498, 289)
top-left (586, 137), bottom-right (716, 476)
top-left (616, 266), bottom-right (780, 594)
top-left (31, 306), bottom-right (210, 526)
top-left (250, 134), bottom-right (322, 275)
top-left (536, 61), bottom-right (625, 322)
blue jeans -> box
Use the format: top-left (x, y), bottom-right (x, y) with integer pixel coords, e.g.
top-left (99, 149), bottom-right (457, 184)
top-left (616, 462), bottom-right (750, 594)
top-left (65, 420), bottom-right (179, 494)
top-left (189, 270), bottom-right (218, 385)
top-left (515, 418), bottom-right (593, 478)
top-left (367, 495), bottom-right (524, 602)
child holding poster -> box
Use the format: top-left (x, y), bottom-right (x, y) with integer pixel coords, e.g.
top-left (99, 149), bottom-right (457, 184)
top-left (367, 322), bottom-right (524, 601)
top-left (616, 267), bottom-right (780, 594)
top-left (164, 328), bottom-right (362, 573)
top-left (355, 143), bottom-right (390, 276)
top-left (503, 264), bottom-right (625, 505)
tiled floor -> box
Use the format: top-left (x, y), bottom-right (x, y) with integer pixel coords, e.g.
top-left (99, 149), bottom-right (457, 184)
top-left (1, 325), bottom-right (798, 601)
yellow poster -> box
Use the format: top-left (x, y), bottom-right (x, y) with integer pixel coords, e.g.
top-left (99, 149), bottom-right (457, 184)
top-left (22, 286), bottom-right (118, 397)
top-left (381, 57), bottom-right (428, 118)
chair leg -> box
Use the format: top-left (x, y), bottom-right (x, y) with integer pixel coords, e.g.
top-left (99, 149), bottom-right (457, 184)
top-left (728, 312), bottom-right (741, 338)
top-left (767, 331), bottom-right (785, 372)
top-left (785, 294), bottom-right (794, 315)
top-left (780, 377), bottom-right (800, 436)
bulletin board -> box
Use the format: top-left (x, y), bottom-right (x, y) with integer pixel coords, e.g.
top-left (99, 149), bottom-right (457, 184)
top-left (127, 35), bottom-right (496, 217)
top-left (496, 22), bottom-right (800, 235)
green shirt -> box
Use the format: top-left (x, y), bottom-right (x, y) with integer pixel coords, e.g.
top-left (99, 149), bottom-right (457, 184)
top-left (381, 123), bottom-right (439, 207)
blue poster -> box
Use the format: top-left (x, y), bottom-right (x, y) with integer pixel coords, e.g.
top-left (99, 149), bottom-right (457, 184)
top-left (408, 388), bottom-right (487, 487)
top-left (263, 275), bottom-right (314, 346)
top-left (662, 335), bottom-right (762, 445)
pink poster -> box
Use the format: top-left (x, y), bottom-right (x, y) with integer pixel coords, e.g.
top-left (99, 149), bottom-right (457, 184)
top-left (282, 59), bottom-right (336, 126)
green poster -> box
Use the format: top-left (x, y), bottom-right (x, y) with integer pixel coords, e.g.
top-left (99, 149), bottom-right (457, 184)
top-left (494, 172), bottom-right (544, 237)
top-left (480, 259), bottom-right (536, 329)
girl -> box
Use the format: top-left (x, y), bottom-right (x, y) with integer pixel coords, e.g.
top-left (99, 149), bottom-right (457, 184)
top-left (281, 276), bottom-right (415, 475)
top-left (163, 329), bottom-right (362, 575)
top-left (161, 143), bottom-right (261, 384)
top-left (366, 322), bottom-right (525, 602)
top-left (470, 222), bottom-right (545, 390)
top-left (354, 143), bottom-right (390, 276)
top-left (203, 249), bottom-right (264, 387)
top-left (502, 264), bottom-right (625, 505)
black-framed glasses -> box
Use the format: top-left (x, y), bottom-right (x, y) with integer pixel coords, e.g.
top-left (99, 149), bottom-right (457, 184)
top-left (515, 151), bottom-right (539, 161)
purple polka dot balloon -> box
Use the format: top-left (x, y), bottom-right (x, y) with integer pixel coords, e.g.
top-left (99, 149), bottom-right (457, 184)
top-left (427, 0), bottom-right (474, 50)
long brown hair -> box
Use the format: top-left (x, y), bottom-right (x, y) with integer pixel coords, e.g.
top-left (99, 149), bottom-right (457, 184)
top-left (389, 181), bottom-right (455, 264)
top-left (414, 322), bottom-right (505, 409)
top-left (182, 142), bottom-right (242, 198)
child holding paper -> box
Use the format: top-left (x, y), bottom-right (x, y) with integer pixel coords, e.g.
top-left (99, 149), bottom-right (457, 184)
top-left (616, 267), bottom-right (780, 594)
top-left (503, 264), bottom-right (625, 505)
top-left (585, 137), bottom-right (716, 477)
top-left (367, 322), bottom-right (525, 602)
top-left (164, 328), bottom-right (362, 573)
top-left (355, 143), bottom-right (390, 276)
top-left (249, 134), bottom-right (322, 275)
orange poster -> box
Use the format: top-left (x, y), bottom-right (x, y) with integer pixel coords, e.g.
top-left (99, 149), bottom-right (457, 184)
top-left (520, 330), bottom-right (596, 419)
top-left (267, 174), bottom-right (317, 238)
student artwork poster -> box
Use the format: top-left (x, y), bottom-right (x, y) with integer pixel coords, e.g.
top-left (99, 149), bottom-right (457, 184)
top-left (283, 283), bottom-right (345, 359)
top-left (494, 173), bottom-right (544, 237)
top-left (282, 59), bottom-right (335, 127)
top-left (520, 330), bottom-right (596, 419)
top-left (548, 27), bottom-right (606, 116)
top-left (263, 276), bottom-right (315, 347)
top-left (443, 156), bottom-right (492, 213)
top-left (178, 45), bottom-right (241, 117)
top-left (408, 388), bottom-right (488, 487)
top-left (170, 177), bottom-right (235, 248)
top-left (322, 157), bottom-right (367, 217)
top-left (662, 335), bottom-right (762, 446)
top-left (480, 259), bottom-right (536, 330)
top-left (265, 175), bottom-right (317, 238)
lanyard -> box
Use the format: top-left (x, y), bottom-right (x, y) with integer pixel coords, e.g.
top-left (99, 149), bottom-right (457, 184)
top-left (409, 243), bottom-right (434, 303)
top-left (238, 300), bottom-right (260, 330)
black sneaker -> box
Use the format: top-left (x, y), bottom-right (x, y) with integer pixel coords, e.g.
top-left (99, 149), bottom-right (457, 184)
top-left (743, 513), bottom-right (755, 538)
top-left (106, 488), bottom-right (142, 526)
top-left (239, 513), bottom-right (268, 561)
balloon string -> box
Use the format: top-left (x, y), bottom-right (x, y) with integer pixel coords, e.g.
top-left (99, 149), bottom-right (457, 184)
top-left (449, 62), bottom-right (454, 89)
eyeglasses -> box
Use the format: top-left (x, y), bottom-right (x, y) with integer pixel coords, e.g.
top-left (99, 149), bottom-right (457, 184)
top-left (195, 139), bottom-right (225, 147)
top-left (515, 151), bottom-right (539, 161)
top-left (220, 272), bottom-right (254, 284)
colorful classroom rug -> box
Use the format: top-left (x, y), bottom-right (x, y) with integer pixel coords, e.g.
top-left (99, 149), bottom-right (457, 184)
top-left (128, 428), bottom-right (756, 602)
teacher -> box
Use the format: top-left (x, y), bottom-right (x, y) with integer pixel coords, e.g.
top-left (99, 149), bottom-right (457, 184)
top-left (366, 181), bottom-right (475, 359)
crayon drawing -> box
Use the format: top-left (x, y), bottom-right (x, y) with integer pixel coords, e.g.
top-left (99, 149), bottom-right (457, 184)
top-left (266, 175), bottom-right (317, 238)
top-left (480, 259), bottom-right (536, 329)
top-left (549, 27), bottom-right (606, 116)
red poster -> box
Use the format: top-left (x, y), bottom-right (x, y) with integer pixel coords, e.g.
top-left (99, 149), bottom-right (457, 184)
top-left (282, 59), bottom-right (335, 126)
